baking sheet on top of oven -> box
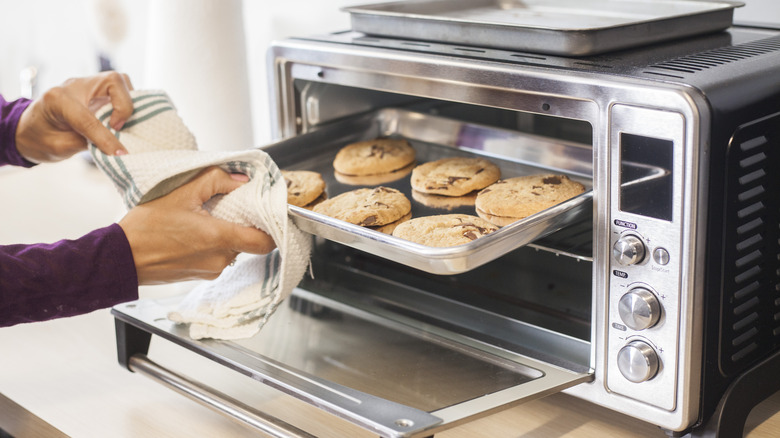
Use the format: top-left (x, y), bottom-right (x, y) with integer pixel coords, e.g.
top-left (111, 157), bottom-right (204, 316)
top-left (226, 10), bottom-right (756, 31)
top-left (343, 0), bottom-right (742, 56)
top-left (264, 107), bottom-right (594, 275)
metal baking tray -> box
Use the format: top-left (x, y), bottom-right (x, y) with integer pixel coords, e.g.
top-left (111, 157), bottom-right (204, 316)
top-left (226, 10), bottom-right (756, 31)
top-left (343, 0), bottom-right (744, 56)
top-left (264, 108), bottom-right (594, 275)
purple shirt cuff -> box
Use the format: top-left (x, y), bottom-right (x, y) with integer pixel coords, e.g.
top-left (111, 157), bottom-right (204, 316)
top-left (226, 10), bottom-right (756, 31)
top-left (0, 223), bottom-right (139, 327)
top-left (0, 95), bottom-right (35, 168)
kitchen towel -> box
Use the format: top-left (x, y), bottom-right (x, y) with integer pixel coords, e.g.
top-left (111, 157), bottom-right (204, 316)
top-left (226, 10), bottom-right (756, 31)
top-left (89, 89), bottom-right (311, 340)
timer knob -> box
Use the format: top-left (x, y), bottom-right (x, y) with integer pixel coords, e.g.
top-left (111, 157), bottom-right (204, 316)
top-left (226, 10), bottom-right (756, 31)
top-left (617, 340), bottom-right (659, 383)
top-left (613, 234), bottom-right (646, 266)
top-left (618, 287), bottom-right (661, 331)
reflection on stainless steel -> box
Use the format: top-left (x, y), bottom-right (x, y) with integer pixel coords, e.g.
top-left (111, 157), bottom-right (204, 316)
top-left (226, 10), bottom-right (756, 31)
top-left (113, 276), bottom-right (591, 438)
top-left (344, 0), bottom-right (743, 55)
top-left (128, 355), bottom-right (317, 438)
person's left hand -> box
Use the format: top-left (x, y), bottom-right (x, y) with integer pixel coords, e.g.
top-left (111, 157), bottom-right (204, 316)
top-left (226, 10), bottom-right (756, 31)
top-left (15, 71), bottom-right (134, 163)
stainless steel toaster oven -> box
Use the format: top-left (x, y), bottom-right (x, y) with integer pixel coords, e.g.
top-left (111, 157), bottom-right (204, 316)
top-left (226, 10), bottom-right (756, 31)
top-left (112, 2), bottom-right (780, 436)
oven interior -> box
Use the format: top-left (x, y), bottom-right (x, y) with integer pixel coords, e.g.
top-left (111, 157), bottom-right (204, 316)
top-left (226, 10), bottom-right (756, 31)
top-left (287, 78), bottom-right (596, 364)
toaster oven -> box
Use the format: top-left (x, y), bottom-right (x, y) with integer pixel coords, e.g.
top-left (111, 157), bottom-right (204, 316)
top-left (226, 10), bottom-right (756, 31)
top-left (112, 3), bottom-right (780, 436)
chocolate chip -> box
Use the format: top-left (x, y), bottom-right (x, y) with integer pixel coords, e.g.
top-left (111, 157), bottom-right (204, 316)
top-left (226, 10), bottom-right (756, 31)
top-left (463, 231), bottom-right (478, 240)
top-left (542, 176), bottom-right (562, 185)
top-left (360, 215), bottom-right (378, 226)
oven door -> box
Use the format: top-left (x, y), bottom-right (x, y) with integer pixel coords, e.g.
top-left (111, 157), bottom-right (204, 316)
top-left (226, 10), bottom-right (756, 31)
top-left (111, 108), bottom-right (595, 438)
top-left (113, 279), bottom-right (592, 438)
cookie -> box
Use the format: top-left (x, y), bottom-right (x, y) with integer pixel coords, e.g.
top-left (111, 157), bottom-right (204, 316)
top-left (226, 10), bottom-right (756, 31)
top-left (372, 212), bottom-right (412, 235)
top-left (475, 174), bottom-right (585, 223)
top-left (411, 189), bottom-right (477, 210)
top-left (334, 162), bottom-right (414, 186)
top-left (410, 157), bottom-right (500, 197)
top-left (475, 209), bottom-right (516, 227)
top-left (281, 170), bottom-right (326, 207)
top-left (312, 186), bottom-right (411, 227)
top-left (392, 214), bottom-right (498, 247)
top-left (333, 138), bottom-right (415, 176)
top-left (302, 193), bottom-right (327, 210)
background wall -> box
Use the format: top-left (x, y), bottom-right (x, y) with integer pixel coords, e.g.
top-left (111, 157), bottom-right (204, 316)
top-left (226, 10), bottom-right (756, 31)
top-left (0, 0), bottom-right (778, 147)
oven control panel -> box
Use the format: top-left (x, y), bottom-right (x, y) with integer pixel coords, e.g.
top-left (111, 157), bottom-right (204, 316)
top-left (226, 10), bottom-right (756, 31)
top-left (606, 105), bottom-right (686, 411)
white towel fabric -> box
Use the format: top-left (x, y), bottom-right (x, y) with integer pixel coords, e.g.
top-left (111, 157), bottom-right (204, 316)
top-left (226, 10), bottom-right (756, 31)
top-left (90, 90), bottom-right (311, 340)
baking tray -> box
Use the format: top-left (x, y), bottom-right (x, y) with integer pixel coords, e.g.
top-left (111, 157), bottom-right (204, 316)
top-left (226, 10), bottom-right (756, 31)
top-left (264, 108), bottom-right (594, 275)
top-left (343, 0), bottom-right (744, 56)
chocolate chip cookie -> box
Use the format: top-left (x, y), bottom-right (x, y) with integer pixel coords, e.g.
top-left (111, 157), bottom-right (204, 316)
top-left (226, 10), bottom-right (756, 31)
top-left (372, 212), bottom-right (412, 235)
top-left (411, 189), bottom-right (477, 210)
top-left (392, 214), bottom-right (498, 247)
top-left (333, 138), bottom-right (415, 176)
top-left (281, 170), bottom-right (326, 208)
top-left (334, 162), bottom-right (414, 186)
top-left (411, 157), bottom-right (500, 197)
top-left (475, 174), bottom-right (585, 224)
top-left (312, 186), bottom-right (411, 227)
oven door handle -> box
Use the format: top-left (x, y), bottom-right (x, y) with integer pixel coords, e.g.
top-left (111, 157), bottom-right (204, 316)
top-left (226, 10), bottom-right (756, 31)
top-left (128, 354), bottom-right (316, 438)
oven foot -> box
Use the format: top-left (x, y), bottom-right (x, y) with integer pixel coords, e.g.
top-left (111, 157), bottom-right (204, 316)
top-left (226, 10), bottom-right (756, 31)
top-left (114, 318), bottom-right (152, 371)
top-left (682, 349), bottom-right (780, 437)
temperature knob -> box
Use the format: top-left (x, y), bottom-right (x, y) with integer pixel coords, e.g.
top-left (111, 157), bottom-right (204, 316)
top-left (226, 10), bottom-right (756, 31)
top-left (618, 287), bottom-right (661, 330)
top-left (613, 234), bottom-right (646, 266)
top-left (617, 340), bottom-right (659, 383)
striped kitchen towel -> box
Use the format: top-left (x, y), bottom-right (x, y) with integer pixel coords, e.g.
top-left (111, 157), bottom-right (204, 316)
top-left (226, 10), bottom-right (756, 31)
top-left (90, 90), bottom-right (311, 340)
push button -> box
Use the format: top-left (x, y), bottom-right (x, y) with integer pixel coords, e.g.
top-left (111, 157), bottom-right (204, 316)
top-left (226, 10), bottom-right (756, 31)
top-left (653, 247), bottom-right (670, 265)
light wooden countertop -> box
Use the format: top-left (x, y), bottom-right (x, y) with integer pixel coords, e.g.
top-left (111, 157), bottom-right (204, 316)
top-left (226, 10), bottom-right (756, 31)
top-left (1, 158), bottom-right (779, 438)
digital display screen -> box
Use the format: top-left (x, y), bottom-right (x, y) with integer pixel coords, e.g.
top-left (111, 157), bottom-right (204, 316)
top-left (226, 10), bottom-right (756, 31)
top-left (619, 133), bottom-right (674, 221)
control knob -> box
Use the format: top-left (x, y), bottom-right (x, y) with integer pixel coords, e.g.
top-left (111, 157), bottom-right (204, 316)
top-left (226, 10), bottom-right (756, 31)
top-left (618, 287), bottom-right (661, 331)
top-left (617, 340), bottom-right (659, 383)
top-left (613, 234), bottom-right (646, 266)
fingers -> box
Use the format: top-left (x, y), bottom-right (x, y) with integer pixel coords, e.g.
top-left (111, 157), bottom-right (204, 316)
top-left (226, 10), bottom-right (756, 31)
top-left (63, 102), bottom-right (127, 156)
top-left (188, 167), bottom-right (248, 204)
top-left (104, 73), bottom-right (134, 131)
top-left (58, 71), bottom-right (132, 156)
top-left (184, 167), bottom-right (278, 255)
top-left (225, 224), bottom-right (277, 255)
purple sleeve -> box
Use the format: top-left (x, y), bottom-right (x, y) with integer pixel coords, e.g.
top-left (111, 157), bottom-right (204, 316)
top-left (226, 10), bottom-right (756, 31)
top-left (0, 223), bottom-right (139, 327)
top-left (0, 94), bottom-right (36, 167)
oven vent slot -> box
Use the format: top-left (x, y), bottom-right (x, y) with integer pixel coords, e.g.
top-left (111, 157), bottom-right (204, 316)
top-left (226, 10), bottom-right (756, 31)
top-left (720, 111), bottom-right (780, 375)
top-left (644, 36), bottom-right (780, 79)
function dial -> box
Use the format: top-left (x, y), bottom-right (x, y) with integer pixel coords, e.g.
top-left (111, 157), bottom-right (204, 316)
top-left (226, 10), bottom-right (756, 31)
top-left (613, 234), bottom-right (646, 266)
top-left (618, 287), bottom-right (661, 331)
top-left (617, 340), bottom-right (659, 383)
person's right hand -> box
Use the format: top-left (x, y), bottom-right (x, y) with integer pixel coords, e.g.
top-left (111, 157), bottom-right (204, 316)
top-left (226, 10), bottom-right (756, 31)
top-left (118, 167), bottom-right (276, 285)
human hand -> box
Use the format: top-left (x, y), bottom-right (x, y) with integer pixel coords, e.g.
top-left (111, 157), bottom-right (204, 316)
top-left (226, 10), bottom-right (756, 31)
top-left (15, 71), bottom-right (133, 162)
top-left (118, 167), bottom-right (277, 285)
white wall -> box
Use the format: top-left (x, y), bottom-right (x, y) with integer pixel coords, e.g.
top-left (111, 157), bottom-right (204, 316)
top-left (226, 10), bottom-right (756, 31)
top-left (0, 0), bottom-right (777, 146)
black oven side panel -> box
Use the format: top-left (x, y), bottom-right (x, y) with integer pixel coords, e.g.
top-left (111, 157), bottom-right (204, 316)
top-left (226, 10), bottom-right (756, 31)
top-left (700, 96), bottom-right (780, 427)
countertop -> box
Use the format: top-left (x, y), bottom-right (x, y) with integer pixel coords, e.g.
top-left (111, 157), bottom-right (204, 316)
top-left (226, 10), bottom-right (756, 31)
top-left (2, 157), bottom-right (779, 438)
